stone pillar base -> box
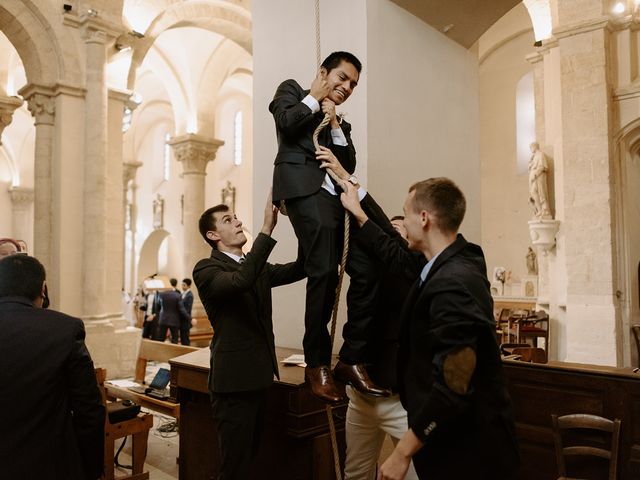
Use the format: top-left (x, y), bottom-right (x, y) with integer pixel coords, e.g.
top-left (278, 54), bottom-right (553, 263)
top-left (84, 319), bottom-right (140, 379)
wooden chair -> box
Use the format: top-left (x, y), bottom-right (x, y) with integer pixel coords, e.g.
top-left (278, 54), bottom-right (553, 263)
top-left (96, 368), bottom-right (153, 480)
top-left (632, 325), bottom-right (640, 367)
top-left (551, 413), bottom-right (621, 480)
top-left (515, 310), bottom-right (550, 352)
top-left (511, 346), bottom-right (547, 363)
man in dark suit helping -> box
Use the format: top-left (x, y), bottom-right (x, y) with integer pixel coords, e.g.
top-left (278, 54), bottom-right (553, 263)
top-left (193, 192), bottom-right (305, 480)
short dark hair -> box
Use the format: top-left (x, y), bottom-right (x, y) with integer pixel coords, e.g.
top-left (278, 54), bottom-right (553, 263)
top-left (0, 254), bottom-right (45, 301)
top-left (408, 178), bottom-right (466, 233)
top-left (321, 51), bottom-right (362, 74)
top-left (182, 278), bottom-right (192, 287)
top-left (169, 278), bottom-right (178, 287)
top-left (198, 204), bottom-right (230, 248)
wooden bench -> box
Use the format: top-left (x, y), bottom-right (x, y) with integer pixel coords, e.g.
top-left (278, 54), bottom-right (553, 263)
top-left (188, 316), bottom-right (214, 347)
top-left (134, 339), bottom-right (199, 384)
top-left (105, 339), bottom-right (200, 419)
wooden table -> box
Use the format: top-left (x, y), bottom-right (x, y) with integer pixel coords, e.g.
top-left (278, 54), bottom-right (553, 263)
top-left (503, 359), bottom-right (640, 479)
top-left (104, 383), bottom-right (180, 419)
top-left (170, 347), bottom-right (348, 480)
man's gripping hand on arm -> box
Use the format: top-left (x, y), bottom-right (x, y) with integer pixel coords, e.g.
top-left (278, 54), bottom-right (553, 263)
top-left (261, 189), bottom-right (278, 236)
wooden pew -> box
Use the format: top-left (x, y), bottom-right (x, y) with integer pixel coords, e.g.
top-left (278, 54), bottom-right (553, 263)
top-left (134, 339), bottom-right (199, 384)
top-left (105, 339), bottom-right (199, 419)
top-left (187, 317), bottom-right (214, 347)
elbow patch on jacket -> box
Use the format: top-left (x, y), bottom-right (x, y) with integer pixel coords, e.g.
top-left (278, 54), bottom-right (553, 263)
top-left (443, 346), bottom-right (476, 395)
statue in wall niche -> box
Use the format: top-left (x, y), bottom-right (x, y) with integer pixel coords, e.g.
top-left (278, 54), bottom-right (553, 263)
top-left (152, 194), bottom-right (164, 229)
top-left (526, 247), bottom-right (538, 275)
top-left (221, 181), bottom-right (236, 212)
top-left (528, 142), bottom-right (552, 220)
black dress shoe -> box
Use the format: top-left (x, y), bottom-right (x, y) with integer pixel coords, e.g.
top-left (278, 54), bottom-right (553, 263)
top-left (305, 365), bottom-right (344, 403)
top-left (333, 361), bottom-right (391, 397)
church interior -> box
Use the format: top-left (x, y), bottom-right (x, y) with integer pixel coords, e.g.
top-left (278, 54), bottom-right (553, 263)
top-left (2, 0), bottom-right (640, 478)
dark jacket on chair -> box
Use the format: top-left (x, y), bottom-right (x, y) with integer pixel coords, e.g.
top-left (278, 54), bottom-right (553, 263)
top-left (0, 296), bottom-right (105, 480)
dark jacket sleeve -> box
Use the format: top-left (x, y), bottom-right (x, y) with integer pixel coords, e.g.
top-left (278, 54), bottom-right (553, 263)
top-left (193, 233), bottom-right (276, 299)
top-left (408, 275), bottom-right (483, 444)
top-left (269, 79), bottom-right (317, 137)
top-left (267, 248), bottom-right (306, 287)
top-left (177, 296), bottom-right (190, 321)
top-left (357, 219), bottom-right (425, 279)
top-left (65, 320), bottom-right (105, 480)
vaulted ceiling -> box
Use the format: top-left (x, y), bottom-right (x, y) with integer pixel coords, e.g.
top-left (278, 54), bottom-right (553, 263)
top-left (390, 0), bottom-right (523, 48)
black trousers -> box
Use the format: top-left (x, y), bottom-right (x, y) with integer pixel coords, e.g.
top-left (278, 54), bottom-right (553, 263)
top-left (158, 324), bottom-right (179, 344)
top-left (179, 320), bottom-right (191, 346)
top-left (286, 189), bottom-right (382, 366)
top-left (210, 388), bottom-right (268, 480)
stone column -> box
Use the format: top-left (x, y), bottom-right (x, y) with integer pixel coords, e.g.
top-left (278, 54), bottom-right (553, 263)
top-left (18, 85), bottom-right (55, 281)
top-left (123, 161), bottom-right (142, 298)
top-left (8, 187), bottom-right (34, 249)
top-left (553, 0), bottom-right (620, 364)
top-left (81, 18), bottom-right (118, 320)
top-left (0, 95), bottom-right (23, 144)
top-left (169, 134), bottom-right (224, 316)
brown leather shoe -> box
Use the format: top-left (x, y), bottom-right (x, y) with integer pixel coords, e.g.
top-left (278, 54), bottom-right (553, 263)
top-left (333, 361), bottom-right (391, 397)
top-left (305, 365), bottom-right (344, 403)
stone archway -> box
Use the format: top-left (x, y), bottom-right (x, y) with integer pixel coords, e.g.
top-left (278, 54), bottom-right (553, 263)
top-left (614, 118), bottom-right (640, 366)
top-left (137, 228), bottom-right (171, 283)
top-left (126, 0), bottom-right (252, 90)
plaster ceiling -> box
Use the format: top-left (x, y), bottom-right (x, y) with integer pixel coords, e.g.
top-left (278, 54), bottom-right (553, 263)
top-left (390, 0), bottom-right (523, 48)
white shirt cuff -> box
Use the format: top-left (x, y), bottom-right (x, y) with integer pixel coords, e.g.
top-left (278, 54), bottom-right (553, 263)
top-left (357, 187), bottom-right (366, 201)
top-left (302, 94), bottom-right (320, 113)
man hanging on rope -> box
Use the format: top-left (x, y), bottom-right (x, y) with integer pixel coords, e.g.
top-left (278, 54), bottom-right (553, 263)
top-left (270, 51), bottom-right (389, 402)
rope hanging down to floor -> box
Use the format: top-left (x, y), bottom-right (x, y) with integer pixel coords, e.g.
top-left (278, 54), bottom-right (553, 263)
top-left (312, 1), bottom-right (349, 478)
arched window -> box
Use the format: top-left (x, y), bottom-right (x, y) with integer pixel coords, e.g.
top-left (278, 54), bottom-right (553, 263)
top-left (516, 72), bottom-right (535, 175)
top-left (234, 110), bottom-right (243, 166)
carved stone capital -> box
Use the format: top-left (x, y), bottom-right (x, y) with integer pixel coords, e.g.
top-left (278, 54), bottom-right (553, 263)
top-left (168, 134), bottom-right (225, 175)
top-left (0, 95), bottom-right (23, 142)
top-left (9, 186), bottom-right (34, 208)
top-left (123, 161), bottom-right (143, 188)
top-left (18, 84), bottom-right (56, 126)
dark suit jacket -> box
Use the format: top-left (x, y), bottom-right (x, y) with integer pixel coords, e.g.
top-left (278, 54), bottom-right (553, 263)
top-left (354, 217), bottom-right (426, 391)
top-left (193, 233), bottom-right (305, 393)
top-left (398, 235), bottom-right (519, 478)
top-left (158, 289), bottom-right (189, 327)
top-left (269, 79), bottom-right (357, 202)
top-left (0, 296), bottom-right (105, 480)
top-left (182, 290), bottom-right (194, 316)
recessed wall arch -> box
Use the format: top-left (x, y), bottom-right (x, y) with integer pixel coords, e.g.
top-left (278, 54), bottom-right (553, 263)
top-left (613, 117), bottom-right (640, 366)
top-left (126, 0), bottom-right (252, 90)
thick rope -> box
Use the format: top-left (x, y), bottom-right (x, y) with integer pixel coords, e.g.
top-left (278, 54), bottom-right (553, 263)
top-left (314, 2), bottom-right (346, 478)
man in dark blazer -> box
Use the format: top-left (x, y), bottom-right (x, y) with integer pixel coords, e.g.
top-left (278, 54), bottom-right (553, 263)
top-left (180, 278), bottom-right (194, 345)
top-left (193, 194), bottom-right (305, 480)
top-left (270, 51), bottom-right (387, 402)
top-left (340, 178), bottom-right (519, 480)
top-left (158, 277), bottom-right (189, 344)
top-left (0, 254), bottom-right (105, 480)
